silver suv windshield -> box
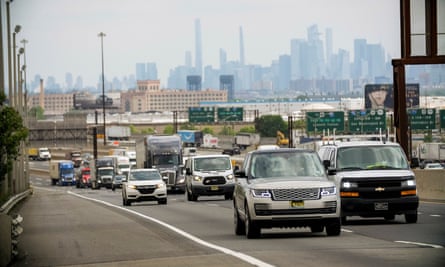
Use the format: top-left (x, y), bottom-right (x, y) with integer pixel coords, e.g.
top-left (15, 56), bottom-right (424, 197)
top-left (250, 151), bottom-right (326, 178)
top-left (336, 145), bottom-right (409, 170)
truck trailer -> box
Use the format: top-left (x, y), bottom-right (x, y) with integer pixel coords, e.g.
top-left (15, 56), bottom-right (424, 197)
top-left (177, 130), bottom-right (203, 147)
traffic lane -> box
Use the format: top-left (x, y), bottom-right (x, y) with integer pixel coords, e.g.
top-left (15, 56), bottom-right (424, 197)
top-left (80, 190), bottom-right (445, 267)
top-left (342, 202), bottom-right (445, 247)
top-left (10, 187), bottom-right (255, 267)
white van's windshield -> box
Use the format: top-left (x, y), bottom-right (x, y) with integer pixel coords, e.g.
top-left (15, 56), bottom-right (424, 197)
top-left (337, 145), bottom-right (409, 170)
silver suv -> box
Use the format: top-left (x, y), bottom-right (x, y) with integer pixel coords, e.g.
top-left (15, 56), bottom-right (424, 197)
top-left (318, 141), bottom-right (419, 224)
top-left (233, 148), bottom-right (341, 238)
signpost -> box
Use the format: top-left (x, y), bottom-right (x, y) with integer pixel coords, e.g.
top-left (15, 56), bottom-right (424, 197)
top-left (408, 108), bottom-right (436, 130)
top-left (306, 111), bottom-right (344, 134)
top-left (348, 109), bottom-right (386, 133)
top-left (188, 107), bottom-right (215, 123)
top-left (217, 107), bottom-right (243, 122)
top-left (440, 109), bottom-right (445, 129)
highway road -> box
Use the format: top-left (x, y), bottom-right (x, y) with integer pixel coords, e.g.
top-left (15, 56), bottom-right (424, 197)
top-left (9, 166), bottom-right (445, 267)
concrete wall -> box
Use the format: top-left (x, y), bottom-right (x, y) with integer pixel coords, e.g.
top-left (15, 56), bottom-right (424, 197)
top-left (413, 169), bottom-right (445, 202)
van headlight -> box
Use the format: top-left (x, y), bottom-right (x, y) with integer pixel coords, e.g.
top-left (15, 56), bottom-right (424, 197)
top-left (321, 186), bottom-right (336, 196)
top-left (193, 175), bottom-right (202, 182)
top-left (342, 181), bottom-right (358, 188)
top-left (226, 174), bottom-right (234, 180)
top-left (401, 179), bottom-right (416, 187)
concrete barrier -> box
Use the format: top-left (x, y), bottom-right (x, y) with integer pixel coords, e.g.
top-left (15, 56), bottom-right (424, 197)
top-left (413, 169), bottom-right (445, 202)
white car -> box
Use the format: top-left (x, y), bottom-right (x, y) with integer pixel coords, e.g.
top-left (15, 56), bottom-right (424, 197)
top-left (122, 168), bottom-right (167, 206)
top-left (424, 163), bottom-right (444, 169)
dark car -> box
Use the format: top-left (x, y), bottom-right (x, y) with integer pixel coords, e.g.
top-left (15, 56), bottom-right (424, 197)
top-left (222, 146), bottom-right (240, 156)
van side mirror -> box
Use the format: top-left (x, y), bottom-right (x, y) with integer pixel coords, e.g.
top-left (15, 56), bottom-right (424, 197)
top-left (322, 160), bottom-right (330, 169)
top-left (186, 167), bottom-right (192, 175)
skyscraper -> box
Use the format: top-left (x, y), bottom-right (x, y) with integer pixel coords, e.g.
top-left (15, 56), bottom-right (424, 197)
top-left (195, 19), bottom-right (202, 77)
top-left (239, 26), bottom-right (245, 66)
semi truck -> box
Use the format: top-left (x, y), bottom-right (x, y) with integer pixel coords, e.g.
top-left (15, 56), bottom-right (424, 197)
top-left (106, 126), bottom-right (131, 141)
top-left (49, 160), bottom-right (75, 186)
top-left (28, 147), bottom-right (51, 161)
top-left (144, 135), bottom-right (185, 191)
top-left (234, 132), bottom-right (260, 150)
top-left (177, 130), bottom-right (203, 147)
top-left (415, 142), bottom-right (445, 168)
top-left (65, 150), bottom-right (82, 168)
top-left (92, 157), bottom-right (115, 189)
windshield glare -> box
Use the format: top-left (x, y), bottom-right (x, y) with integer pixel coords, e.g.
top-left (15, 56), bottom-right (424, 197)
top-left (337, 146), bottom-right (409, 170)
top-left (194, 157), bottom-right (231, 171)
top-left (130, 170), bottom-right (161, 181)
top-left (250, 151), bottom-right (326, 178)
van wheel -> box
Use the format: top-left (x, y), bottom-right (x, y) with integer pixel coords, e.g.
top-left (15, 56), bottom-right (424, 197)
top-left (405, 211), bottom-right (417, 223)
top-left (187, 187), bottom-right (198, 201)
top-left (224, 193), bottom-right (233, 200)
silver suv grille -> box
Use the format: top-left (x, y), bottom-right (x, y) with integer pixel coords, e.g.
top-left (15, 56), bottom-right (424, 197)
top-left (271, 188), bottom-right (320, 201)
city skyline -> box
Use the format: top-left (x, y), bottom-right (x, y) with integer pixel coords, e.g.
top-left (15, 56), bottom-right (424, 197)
top-left (8, 0), bottom-right (400, 90)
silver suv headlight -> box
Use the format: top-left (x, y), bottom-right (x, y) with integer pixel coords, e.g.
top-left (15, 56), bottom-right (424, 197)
top-left (321, 186), bottom-right (337, 196)
top-left (251, 189), bottom-right (271, 198)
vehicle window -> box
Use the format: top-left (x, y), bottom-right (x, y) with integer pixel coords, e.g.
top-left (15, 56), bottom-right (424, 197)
top-left (337, 146), bottom-right (409, 170)
top-left (251, 151), bottom-right (325, 178)
top-left (131, 171), bottom-right (161, 181)
top-left (194, 157), bottom-right (231, 171)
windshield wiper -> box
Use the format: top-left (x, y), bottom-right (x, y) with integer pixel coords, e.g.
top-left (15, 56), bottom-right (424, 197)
top-left (339, 167), bottom-right (363, 171)
top-left (366, 165), bottom-right (400, 170)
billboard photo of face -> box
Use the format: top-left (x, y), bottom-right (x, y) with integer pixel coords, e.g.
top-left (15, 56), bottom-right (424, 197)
top-left (406, 84), bottom-right (420, 108)
top-left (364, 84), bottom-right (394, 111)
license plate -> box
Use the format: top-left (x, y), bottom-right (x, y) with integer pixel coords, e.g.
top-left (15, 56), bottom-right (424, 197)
top-left (210, 186), bottom-right (219, 191)
top-left (290, 200), bottom-right (304, 208)
top-left (374, 202), bottom-right (388, 210)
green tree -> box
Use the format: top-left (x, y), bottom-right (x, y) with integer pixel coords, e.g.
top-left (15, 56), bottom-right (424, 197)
top-left (238, 125), bottom-right (256, 133)
top-left (0, 92), bottom-right (29, 182)
top-left (129, 124), bottom-right (139, 134)
top-left (255, 115), bottom-right (287, 137)
top-left (28, 106), bottom-right (45, 120)
top-left (201, 127), bottom-right (214, 135)
top-left (163, 125), bottom-right (175, 134)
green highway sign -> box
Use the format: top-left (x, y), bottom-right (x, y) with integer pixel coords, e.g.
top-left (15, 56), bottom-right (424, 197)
top-left (440, 110), bottom-right (445, 129)
top-left (188, 107), bottom-right (215, 123)
top-left (306, 111), bottom-right (344, 133)
top-left (217, 107), bottom-right (243, 122)
top-left (348, 109), bottom-right (386, 133)
top-left (408, 108), bottom-right (436, 130)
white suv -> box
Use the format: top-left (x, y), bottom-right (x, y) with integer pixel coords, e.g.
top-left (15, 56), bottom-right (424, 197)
top-left (233, 148), bottom-right (341, 238)
top-left (122, 168), bottom-right (167, 206)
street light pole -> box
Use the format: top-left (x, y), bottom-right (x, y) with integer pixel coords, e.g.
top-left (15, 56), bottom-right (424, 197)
top-left (98, 32), bottom-right (106, 145)
top-left (12, 25), bottom-right (21, 107)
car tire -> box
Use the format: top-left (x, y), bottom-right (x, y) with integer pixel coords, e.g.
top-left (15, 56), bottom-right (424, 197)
top-left (341, 216), bottom-right (347, 225)
top-left (405, 211), bottom-right (418, 223)
top-left (326, 219), bottom-right (341, 236)
top-left (224, 193), bottom-right (233, 200)
top-left (384, 214), bottom-right (395, 221)
top-left (158, 198), bottom-right (167, 205)
top-left (187, 187), bottom-right (198, 201)
top-left (245, 204), bottom-right (260, 239)
top-left (310, 225), bottom-right (324, 233)
top-left (234, 206), bottom-right (246, 235)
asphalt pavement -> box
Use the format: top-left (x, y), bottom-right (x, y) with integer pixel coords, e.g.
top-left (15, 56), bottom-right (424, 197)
top-left (8, 186), bottom-right (254, 267)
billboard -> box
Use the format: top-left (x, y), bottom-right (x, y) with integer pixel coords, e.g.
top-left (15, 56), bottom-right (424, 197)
top-left (364, 83), bottom-right (419, 111)
top-left (73, 92), bottom-right (121, 110)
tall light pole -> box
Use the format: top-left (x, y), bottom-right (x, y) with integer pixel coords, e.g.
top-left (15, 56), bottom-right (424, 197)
top-left (6, 1), bottom-right (13, 104)
top-left (98, 32), bottom-right (106, 145)
top-left (12, 24), bottom-right (21, 107)
top-left (20, 39), bottom-right (28, 96)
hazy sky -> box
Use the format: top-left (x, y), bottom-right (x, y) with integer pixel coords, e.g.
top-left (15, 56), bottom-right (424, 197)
top-left (10, 0), bottom-right (400, 89)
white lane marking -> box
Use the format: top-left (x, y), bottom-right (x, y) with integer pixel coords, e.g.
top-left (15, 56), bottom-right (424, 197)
top-left (395, 241), bottom-right (443, 248)
top-left (67, 190), bottom-right (275, 267)
top-left (341, 228), bottom-right (354, 233)
top-left (430, 214), bottom-right (441, 217)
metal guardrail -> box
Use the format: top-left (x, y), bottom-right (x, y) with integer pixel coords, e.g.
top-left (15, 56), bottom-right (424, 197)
top-left (0, 189), bottom-right (33, 215)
